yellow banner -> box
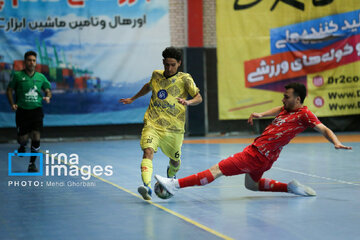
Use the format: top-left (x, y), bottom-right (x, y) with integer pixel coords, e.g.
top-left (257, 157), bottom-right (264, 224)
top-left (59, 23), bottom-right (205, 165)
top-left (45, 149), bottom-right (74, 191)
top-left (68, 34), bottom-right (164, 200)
top-left (217, 0), bottom-right (360, 119)
top-left (308, 61), bottom-right (360, 116)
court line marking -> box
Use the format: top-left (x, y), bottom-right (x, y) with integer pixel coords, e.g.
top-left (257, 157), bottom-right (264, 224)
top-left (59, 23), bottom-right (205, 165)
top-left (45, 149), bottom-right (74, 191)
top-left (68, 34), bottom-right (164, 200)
top-left (95, 175), bottom-right (234, 240)
top-left (182, 148), bottom-right (359, 186)
top-left (41, 151), bottom-right (234, 240)
top-left (272, 167), bottom-right (360, 186)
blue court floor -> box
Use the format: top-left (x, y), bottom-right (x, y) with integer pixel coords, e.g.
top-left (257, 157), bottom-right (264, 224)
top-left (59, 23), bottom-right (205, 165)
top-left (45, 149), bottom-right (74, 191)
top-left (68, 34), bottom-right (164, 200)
top-left (0, 134), bottom-right (359, 240)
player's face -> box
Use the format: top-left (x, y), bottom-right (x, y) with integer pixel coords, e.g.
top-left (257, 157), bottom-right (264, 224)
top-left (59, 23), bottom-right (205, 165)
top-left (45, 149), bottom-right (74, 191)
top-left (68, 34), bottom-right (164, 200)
top-left (24, 55), bottom-right (36, 73)
top-left (163, 58), bottom-right (181, 77)
top-left (282, 88), bottom-right (300, 111)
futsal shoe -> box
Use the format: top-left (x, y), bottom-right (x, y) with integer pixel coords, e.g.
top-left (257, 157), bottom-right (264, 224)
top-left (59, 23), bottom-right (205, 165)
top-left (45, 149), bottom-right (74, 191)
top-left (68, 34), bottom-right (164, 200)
top-left (167, 166), bottom-right (176, 179)
top-left (138, 184), bottom-right (152, 200)
top-left (28, 163), bottom-right (38, 172)
top-left (154, 174), bottom-right (178, 195)
top-left (287, 180), bottom-right (316, 196)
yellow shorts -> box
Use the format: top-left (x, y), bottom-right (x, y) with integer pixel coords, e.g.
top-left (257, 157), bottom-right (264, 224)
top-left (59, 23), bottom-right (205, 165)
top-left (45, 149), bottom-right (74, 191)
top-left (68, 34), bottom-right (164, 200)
top-left (140, 126), bottom-right (183, 161)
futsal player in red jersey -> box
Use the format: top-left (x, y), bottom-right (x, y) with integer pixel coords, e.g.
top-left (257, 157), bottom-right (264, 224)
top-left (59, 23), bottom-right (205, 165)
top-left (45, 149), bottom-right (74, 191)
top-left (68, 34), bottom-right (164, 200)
top-left (155, 82), bottom-right (352, 197)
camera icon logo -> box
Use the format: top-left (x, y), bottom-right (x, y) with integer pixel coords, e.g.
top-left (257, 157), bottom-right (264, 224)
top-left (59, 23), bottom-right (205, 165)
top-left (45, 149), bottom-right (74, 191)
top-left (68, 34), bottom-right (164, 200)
top-left (8, 151), bottom-right (43, 176)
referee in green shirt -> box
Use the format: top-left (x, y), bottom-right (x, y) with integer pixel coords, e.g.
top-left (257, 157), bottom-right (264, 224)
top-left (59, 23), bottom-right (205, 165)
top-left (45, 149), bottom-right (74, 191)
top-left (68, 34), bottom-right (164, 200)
top-left (6, 51), bottom-right (52, 172)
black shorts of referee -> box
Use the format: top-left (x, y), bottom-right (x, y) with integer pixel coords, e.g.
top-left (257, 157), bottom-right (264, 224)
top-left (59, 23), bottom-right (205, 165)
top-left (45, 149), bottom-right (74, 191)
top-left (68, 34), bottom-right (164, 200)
top-left (15, 107), bottom-right (44, 136)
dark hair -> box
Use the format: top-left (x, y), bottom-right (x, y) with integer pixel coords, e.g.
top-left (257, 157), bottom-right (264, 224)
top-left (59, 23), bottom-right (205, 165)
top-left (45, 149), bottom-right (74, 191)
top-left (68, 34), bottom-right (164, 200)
top-left (162, 47), bottom-right (182, 62)
top-left (285, 82), bottom-right (307, 103)
top-left (24, 51), bottom-right (37, 60)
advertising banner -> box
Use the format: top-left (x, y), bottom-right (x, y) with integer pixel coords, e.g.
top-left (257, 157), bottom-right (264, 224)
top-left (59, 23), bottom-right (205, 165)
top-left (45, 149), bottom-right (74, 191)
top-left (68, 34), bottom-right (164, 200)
top-left (0, 0), bottom-right (170, 127)
top-left (217, 0), bottom-right (360, 119)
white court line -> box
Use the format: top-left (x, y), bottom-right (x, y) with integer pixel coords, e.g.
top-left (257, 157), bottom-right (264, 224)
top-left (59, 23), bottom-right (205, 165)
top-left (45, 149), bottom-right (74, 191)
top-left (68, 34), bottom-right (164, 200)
top-left (183, 148), bottom-right (360, 186)
top-left (272, 167), bottom-right (360, 186)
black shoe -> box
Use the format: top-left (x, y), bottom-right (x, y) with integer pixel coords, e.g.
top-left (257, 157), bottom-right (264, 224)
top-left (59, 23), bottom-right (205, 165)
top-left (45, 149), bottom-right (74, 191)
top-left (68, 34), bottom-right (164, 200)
top-left (18, 145), bottom-right (26, 156)
top-left (28, 163), bottom-right (38, 172)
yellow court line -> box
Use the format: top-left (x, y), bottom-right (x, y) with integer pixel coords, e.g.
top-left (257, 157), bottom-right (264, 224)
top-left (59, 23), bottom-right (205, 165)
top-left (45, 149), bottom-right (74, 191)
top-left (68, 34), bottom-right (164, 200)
top-left (41, 151), bottom-right (234, 240)
top-left (95, 175), bottom-right (234, 240)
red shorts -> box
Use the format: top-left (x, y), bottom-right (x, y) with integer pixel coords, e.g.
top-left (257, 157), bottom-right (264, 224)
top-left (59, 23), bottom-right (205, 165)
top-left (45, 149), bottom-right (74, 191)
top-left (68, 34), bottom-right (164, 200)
top-left (218, 145), bottom-right (274, 182)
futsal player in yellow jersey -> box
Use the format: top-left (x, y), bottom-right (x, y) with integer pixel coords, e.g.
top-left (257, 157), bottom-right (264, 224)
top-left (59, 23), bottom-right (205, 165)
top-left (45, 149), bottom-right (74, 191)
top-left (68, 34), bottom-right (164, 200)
top-left (120, 47), bottom-right (203, 200)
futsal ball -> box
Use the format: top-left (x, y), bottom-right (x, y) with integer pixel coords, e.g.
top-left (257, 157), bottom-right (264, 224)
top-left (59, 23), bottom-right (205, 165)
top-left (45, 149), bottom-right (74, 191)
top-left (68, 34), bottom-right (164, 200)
top-left (154, 182), bottom-right (173, 199)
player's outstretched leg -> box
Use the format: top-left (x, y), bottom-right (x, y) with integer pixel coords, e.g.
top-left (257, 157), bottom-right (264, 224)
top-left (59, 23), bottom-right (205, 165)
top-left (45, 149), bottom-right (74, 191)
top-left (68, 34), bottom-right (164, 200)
top-left (287, 179), bottom-right (316, 196)
top-left (246, 174), bottom-right (316, 196)
top-left (156, 166), bottom-right (219, 196)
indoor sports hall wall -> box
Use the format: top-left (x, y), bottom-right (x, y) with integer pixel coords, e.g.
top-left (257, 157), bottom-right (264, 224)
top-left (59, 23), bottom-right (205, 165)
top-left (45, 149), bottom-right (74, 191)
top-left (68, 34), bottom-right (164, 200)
top-left (0, 0), bottom-right (170, 127)
top-left (1, 0), bottom-right (359, 141)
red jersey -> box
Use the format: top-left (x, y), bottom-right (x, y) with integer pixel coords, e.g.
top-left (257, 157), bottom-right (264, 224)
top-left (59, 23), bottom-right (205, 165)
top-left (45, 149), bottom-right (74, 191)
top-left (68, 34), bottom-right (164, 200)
top-left (252, 106), bottom-right (321, 162)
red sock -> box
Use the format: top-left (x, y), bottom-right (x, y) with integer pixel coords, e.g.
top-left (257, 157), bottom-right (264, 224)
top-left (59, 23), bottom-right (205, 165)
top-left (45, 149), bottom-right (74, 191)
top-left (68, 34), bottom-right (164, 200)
top-left (259, 178), bottom-right (288, 192)
top-left (178, 169), bottom-right (215, 188)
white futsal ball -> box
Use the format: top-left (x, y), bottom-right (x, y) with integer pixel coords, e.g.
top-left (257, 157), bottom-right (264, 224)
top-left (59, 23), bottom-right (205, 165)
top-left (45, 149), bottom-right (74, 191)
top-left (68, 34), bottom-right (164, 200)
top-left (154, 182), bottom-right (173, 199)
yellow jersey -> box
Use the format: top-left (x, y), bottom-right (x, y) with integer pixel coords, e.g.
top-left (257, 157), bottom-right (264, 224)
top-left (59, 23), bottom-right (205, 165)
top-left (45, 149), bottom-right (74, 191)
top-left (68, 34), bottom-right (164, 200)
top-left (143, 70), bottom-right (200, 133)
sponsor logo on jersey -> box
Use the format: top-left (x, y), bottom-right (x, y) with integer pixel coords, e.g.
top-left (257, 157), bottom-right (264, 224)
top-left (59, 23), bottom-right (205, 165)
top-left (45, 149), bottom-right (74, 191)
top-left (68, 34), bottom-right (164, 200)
top-left (157, 89), bottom-right (168, 100)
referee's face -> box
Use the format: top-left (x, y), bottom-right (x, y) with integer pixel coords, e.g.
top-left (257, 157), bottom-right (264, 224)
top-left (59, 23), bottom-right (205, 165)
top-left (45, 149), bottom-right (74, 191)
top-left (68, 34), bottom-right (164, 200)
top-left (24, 55), bottom-right (37, 74)
top-left (163, 58), bottom-right (181, 77)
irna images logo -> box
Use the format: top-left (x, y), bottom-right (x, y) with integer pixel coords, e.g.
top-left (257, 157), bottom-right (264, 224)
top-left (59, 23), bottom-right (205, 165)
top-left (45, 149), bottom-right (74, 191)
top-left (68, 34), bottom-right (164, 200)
top-left (8, 150), bottom-right (113, 180)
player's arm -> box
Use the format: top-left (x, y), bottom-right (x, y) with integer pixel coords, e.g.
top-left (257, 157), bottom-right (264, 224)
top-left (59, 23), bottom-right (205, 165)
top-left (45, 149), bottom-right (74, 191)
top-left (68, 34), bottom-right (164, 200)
top-left (119, 83), bottom-right (151, 104)
top-left (248, 106), bottom-right (282, 126)
top-left (314, 123), bottom-right (352, 150)
top-left (43, 88), bottom-right (52, 103)
top-left (177, 93), bottom-right (202, 106)
top-left (6, 87), bottom-right (17, 111)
